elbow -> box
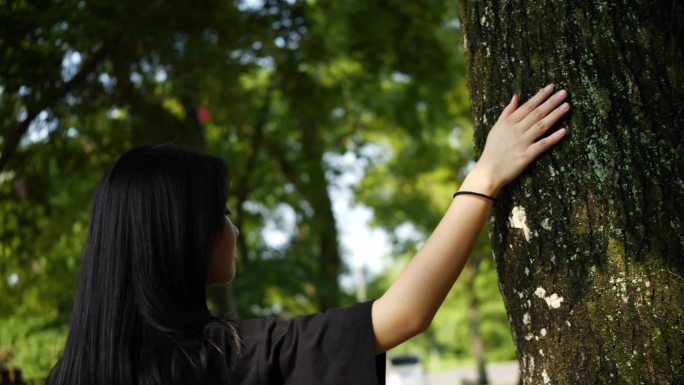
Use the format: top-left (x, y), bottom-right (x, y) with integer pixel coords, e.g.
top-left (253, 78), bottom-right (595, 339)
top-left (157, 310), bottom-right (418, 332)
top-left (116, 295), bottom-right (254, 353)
top-left (416, 316), bottom-right (432, 335)
top-left (406, 314), bottom-right (432, 338)
top-left (372, 299), bottom-right (433, 352)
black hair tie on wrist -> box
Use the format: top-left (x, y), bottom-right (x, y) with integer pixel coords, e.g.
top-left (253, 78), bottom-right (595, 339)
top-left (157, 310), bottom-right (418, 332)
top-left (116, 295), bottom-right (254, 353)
top-left (453, 191), bottom-right (497, 203)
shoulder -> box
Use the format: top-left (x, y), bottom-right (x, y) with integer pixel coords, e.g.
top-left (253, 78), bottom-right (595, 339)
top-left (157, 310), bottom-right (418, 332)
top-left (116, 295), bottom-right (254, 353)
top-left (233, 300), bottom-right (374, 336)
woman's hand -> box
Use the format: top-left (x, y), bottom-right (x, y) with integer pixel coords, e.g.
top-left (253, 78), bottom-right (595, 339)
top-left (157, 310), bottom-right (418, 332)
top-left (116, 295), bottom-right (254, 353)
top-left (474, 83), bottom-right (570, 193)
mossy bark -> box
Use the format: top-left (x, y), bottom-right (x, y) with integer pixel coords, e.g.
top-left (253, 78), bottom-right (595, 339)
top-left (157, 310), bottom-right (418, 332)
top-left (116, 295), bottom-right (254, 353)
top-left (457, 1), bottom-right (683, 383)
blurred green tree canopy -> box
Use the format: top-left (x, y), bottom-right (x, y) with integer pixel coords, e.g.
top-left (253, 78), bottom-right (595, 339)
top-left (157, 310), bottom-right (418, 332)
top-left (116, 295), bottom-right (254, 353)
top-left (0, 0), bottom-right (513, 379)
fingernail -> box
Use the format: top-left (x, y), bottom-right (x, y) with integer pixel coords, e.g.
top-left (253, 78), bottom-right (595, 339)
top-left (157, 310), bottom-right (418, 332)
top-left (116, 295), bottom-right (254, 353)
top-left (544, 84), bottom-right (554, 92)
top-left (510, 94), bottom-right (516, 104)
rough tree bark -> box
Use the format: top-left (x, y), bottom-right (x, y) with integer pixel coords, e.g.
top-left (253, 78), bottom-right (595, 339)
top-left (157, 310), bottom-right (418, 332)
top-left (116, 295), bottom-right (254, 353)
top-left (457, 1), bottom-right (683, 383)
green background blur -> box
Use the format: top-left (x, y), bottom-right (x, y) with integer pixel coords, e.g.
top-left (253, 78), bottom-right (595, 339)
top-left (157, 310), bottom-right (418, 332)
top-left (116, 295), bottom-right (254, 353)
top-left (0, 0), bottom-right (515, 380)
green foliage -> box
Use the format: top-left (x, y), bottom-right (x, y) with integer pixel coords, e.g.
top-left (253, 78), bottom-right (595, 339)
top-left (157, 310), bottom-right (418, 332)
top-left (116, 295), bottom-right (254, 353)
top-left (0, 0), bottom-right (514, 379)
top-left (0, 315), bottom-right (67, 380)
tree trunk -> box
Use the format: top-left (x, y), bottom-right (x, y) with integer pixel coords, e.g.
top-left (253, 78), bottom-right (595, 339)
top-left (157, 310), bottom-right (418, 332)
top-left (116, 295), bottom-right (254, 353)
top-left (307, 158), bottom-right (342, 311)
top-left (458, 1), bottom-right (683, 383)
top-left (265, 132), bottom-right (342, 311)
top-left (465, 253), bottom-right (490, 385)
top-left (269, 54), bottom-right (342, 311)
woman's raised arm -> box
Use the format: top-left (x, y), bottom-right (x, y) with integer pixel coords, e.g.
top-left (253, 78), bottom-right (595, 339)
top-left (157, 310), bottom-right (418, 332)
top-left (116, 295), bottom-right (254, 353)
top-left (371, 84), bottom-right (570, 353)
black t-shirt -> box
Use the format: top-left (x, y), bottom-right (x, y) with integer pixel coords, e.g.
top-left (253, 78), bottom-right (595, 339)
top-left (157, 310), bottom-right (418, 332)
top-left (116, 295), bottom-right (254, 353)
top-left (205, 300), bottom-right (386, 385)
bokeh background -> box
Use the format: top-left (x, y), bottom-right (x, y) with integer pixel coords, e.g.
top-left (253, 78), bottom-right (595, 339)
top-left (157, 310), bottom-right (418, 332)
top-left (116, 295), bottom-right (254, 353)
top-left (0, 0), bottom-right (516, 382)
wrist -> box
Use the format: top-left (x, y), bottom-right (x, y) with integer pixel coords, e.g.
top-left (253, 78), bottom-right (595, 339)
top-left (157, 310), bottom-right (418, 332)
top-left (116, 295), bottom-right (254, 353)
top-left (461, 165), bottom-right (501, 197)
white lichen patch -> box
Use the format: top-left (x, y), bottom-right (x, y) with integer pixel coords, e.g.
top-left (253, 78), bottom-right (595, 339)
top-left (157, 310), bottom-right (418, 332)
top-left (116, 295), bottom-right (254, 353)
top-left (509, 206), bottom-right (531, 241)
top-left (524, 333), bottom-right (534, 341)
top-left (540, 328), bottom-right (547, 337)
top-left (523, 313), bottom-right (531, 325)
top-left (542, 369), bottom-right (551, 384)
top-left (546, 293), bottom-right (564, 308)
top-left (535, 287), bottom-right (564, 309)
top-left (539, 349), bottom-right (545, 356)
top-left (525, 267), bottom-right (530, 276)
top-left (541, 218), bottom-right (552, 230)
top-left (565, 320), bottom-right (572, 327)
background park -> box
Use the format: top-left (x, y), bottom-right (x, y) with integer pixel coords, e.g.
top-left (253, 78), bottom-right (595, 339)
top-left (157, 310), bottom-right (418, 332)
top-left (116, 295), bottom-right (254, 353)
top-left (0, 0), bottom-right (682, 384)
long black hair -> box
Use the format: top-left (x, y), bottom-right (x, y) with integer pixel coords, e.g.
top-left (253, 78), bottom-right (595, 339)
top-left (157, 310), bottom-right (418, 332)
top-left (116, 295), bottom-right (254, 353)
top-left (48, 143), bottom-right (239, 385)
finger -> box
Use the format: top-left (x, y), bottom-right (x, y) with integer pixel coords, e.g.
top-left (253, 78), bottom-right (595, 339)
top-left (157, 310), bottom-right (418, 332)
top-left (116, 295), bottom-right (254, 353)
top-left (518, 89), bottom-right (568, 131)
top-left (508, 84), bottom-right (555, 123)
top-left (496, 94), bottom-right (519, 124)
top-left (524, 101), bottom-right (571, 140)
top-left (527, 127), bottom-right (567, 158)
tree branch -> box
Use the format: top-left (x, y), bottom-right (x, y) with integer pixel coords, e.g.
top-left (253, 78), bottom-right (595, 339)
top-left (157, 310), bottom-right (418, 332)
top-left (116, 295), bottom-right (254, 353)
top-left (0, 46), bottom-right (107, 173)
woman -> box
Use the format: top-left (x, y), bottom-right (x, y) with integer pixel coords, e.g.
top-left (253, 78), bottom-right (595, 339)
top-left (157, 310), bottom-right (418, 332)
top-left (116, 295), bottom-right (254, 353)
top-left (47, 84), bottom-right (570, 385)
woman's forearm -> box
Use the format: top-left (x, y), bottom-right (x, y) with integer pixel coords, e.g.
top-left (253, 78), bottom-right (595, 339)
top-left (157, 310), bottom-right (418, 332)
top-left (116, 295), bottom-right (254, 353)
top-left (371, 166), bottom-right (500, 353)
